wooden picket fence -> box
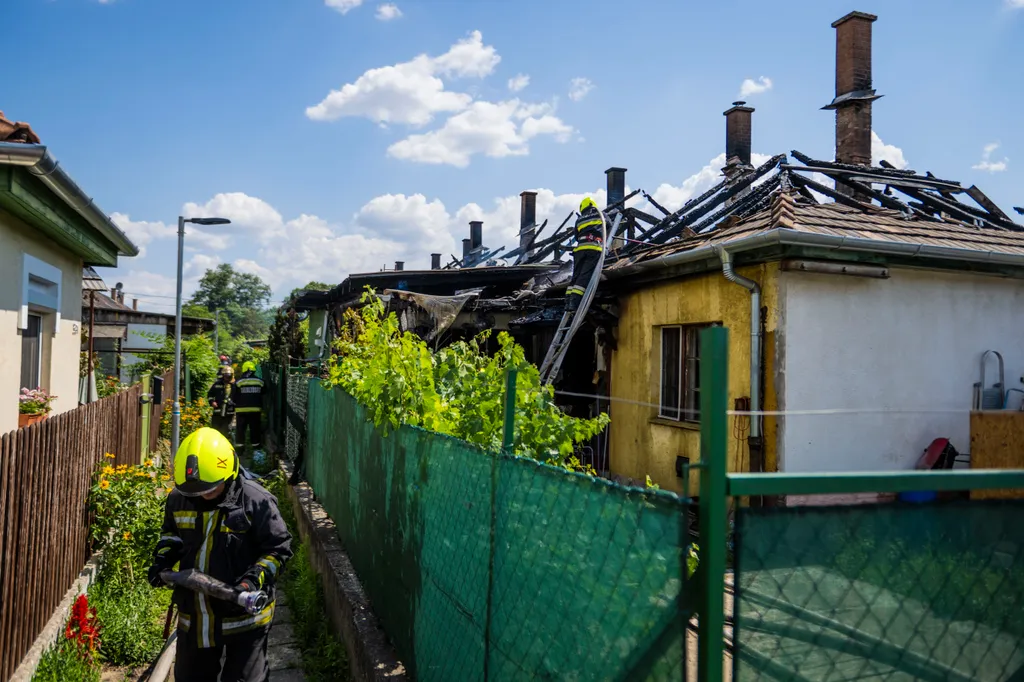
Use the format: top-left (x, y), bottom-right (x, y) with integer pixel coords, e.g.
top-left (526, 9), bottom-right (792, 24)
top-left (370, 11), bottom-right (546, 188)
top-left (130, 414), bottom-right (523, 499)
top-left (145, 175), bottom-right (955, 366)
top-left (0, 384), bottom-right (144, 680)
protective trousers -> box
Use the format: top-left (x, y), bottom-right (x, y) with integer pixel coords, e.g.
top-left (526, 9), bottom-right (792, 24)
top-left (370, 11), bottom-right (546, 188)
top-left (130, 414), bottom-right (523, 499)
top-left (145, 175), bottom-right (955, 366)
top-left (235, 412), bottom-right (263, 450)
top-left (211, 414), bottom-right (233, 441)
top-left (567, 247), bottom-right (600, 311)
top-left (175, 626), bottom-right (269, 682)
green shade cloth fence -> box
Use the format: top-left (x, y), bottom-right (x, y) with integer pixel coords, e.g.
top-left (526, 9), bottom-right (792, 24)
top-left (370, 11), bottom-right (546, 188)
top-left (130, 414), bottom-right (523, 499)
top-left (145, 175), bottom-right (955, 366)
top-left (303, 380), bottom-right (691, 681)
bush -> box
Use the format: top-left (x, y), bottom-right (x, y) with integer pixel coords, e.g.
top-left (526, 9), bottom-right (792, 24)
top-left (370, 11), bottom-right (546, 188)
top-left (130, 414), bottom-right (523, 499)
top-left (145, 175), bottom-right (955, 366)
top-left (88, 457), bottom-right (168, 587)
top-left (159, 398), bottom-right (213, 444)
top-left (326, 290), bottom-right (609, 467)
top-left (88, 581), bottom-right (170, 667)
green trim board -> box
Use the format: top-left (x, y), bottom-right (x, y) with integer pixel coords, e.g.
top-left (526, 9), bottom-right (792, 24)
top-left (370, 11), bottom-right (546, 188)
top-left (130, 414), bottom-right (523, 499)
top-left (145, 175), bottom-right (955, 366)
top-left (727, 470), bottom-right (1024, 497)
top-left (0, 166), bottom-right (119, 266)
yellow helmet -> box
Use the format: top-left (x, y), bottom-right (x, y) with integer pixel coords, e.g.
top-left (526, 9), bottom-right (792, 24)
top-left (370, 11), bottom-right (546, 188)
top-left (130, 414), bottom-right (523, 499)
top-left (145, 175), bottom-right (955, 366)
top-left (242, 361), bottom-right (256, 374)
top-left (220, 365), bottom-right (234, 377)
top-left (174, 427), bottom-right (238, 497)
top-left (580, 197), bottom-right (597, 212)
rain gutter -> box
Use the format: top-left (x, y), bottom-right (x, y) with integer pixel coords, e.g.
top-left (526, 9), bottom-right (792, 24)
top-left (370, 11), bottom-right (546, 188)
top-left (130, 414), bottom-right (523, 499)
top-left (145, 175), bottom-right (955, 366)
top-left (0, 141), bottom-right (138, 257)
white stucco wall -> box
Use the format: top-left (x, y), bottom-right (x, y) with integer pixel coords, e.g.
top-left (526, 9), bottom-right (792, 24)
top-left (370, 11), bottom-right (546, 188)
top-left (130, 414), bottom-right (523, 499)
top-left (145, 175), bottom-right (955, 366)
top-left (0, 209), bottom-right (84, 434)
top-left (777, 266), bottom-right (1024, 473)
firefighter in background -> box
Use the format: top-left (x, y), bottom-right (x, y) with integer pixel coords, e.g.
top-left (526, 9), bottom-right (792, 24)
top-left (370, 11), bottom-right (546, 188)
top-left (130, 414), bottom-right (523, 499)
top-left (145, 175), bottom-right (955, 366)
top-left (148, 427), bottom-right (292, 681)
top-left (566, 197), bottom-right (604, 312)
top-left (207, 366), bottom-right (235, 440)
top-left (233, 362), bottom-right (265, 452)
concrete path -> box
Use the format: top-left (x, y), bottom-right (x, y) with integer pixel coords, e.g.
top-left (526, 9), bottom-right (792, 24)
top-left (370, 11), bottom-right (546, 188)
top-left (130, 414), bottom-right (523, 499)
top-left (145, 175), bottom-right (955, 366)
top-left (268, 593), bottom-right (305, 682)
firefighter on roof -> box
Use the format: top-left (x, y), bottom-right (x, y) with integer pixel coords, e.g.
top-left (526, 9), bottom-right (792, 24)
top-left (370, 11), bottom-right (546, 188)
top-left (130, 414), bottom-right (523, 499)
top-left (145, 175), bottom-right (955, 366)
top-left (566, 197), bottom-right (604, 312)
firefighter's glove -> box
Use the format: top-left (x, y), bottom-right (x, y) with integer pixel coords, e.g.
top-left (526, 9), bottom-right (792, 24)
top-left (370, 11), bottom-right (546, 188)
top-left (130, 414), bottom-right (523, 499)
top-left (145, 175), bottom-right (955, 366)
top-left (236, 565), bottom-right (270, 593)
top-left (148, 537), bottom-right (183, 588)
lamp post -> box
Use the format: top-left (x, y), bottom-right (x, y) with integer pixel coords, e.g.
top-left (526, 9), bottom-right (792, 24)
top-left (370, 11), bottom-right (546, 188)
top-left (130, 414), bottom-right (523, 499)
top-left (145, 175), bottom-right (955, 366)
top-left (172, 216), bottom-right (231, 458)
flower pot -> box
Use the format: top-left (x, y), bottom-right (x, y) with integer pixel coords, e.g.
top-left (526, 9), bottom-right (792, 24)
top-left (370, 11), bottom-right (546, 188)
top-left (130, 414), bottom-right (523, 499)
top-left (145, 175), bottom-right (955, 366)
top-left (18, 413), bottom-right (48, 428)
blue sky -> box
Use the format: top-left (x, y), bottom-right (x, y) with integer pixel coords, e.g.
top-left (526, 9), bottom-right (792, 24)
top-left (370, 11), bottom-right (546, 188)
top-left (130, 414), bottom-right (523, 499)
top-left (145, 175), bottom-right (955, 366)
top-left (5, 0), bottom-right (1023, 313)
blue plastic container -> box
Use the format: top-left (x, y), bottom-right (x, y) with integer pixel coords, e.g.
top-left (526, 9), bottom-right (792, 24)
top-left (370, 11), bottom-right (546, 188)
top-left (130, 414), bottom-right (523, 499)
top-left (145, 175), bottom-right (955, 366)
top-left (898, 490), bottom-right (937, 503)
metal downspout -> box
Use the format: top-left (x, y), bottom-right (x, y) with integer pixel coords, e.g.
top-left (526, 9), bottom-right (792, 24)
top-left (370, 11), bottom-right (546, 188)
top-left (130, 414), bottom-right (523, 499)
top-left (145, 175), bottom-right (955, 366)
top-left (717, 246), bottom-right (762, 449)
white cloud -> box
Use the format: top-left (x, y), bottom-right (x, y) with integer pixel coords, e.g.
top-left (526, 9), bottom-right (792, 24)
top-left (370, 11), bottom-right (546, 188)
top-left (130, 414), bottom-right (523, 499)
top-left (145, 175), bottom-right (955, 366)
top-left (181, 193), bottom-right (286, 243)
top-left (375, 3), bottom-right (402, 20)
top-left (387, 99), bottom-right (573, 167)
top-left (739, 76), bottom-right (772, 98)
top-left (972, 142), bottom-right (1009, 173)
top-left (568, 77), bottom-right (594, 102)
top-left (507, 74), bottom-right (530, 92)
top-left (871, 131), bottom-right (908, 169)
top-left (306, 31), bottom-right (499, 125)
top-left (110, 213), bottom-right (173, 258)
top-left (1007, 0), bottom-right (1024, 8)
top-left (326, 0), bottom-right (364, 14)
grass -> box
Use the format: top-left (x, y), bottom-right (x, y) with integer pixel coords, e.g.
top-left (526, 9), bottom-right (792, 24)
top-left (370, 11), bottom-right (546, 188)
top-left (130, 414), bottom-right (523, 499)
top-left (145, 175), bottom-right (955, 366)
top-left (264, 472), bottom-right (351, 682)
top-left (89, 580), bottom-right (171, 668)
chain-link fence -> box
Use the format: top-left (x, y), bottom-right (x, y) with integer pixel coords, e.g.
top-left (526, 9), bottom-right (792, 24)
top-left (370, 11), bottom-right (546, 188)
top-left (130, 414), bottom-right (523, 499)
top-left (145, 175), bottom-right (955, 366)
top-left (304, 381), bottom-right (693, 682)
top-left (733, 500), bottom-right (1024, 681)
top-left (284, 372), bottom-right (308, 463)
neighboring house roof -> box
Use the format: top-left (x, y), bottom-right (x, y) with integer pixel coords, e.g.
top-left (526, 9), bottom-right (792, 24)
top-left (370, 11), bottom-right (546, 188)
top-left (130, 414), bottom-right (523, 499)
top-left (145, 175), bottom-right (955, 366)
top-left (0, 111), bottom-right (138, 266)
top-left (0, 111), bottom-right (40, 144)
top-left (82, 289), bottom-right (213, 335)
top-left (83, 265), bottom-right (108, 291)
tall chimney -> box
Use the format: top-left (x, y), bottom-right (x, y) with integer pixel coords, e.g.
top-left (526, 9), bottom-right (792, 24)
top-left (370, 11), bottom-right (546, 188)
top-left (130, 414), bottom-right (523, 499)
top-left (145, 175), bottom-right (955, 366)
top-left (132, 298), bottom-right (138, 311)
top-left (469, 220), bottom-right (483, 250)
top-left (825, 10), bottom-right (881, 196)
top-left (462, 238), bottom-right (472, 265)
top-left (394, 261), bottom-right (404, 272)
top-left (519, 191), bottom-right (537, 260)
top-left (605, 167), bottom-right (626, 207)
top-left (723, 101), bottom-right (754, 179)
top-left (430, 253), bottom-right (441, 270)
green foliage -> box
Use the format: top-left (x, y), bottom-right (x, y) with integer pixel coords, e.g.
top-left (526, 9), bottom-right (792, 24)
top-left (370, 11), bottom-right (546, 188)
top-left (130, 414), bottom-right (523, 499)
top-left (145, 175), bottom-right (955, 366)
top-left (326, 290), bottom-right (609, 467)
top-left (232, 342), bottom-right (271, 370)
top-left (263, 473), bottom-right (350, 682)
top-left (268, 308), bottom-right (307, 366)
top-left (189, 264), bottom-right (273, 338)
top-left (130, 332), bottom-right (220, 399)
top-left (88, 457), bottom-right (168, 588)
top-left (159, 398), bottom-right (212, 443)
top-left (32, 637), bottom-right (101, 682)
top-left (88, 580), bottom-right (170, 667)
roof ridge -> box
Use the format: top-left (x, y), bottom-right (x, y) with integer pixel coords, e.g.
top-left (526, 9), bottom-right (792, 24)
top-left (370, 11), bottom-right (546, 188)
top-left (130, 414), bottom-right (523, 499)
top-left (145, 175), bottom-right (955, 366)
top-left (770, 186), bottom-right (798, 229)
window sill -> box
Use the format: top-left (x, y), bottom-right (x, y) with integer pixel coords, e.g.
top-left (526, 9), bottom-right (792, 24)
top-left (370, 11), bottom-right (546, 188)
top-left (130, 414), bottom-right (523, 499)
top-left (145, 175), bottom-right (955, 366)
top-left (649, 417), bottom-right (701, 432)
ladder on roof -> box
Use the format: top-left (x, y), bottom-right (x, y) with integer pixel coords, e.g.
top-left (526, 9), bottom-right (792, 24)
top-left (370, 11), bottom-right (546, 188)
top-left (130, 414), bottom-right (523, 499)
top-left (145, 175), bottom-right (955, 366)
top-left (539, 210), bottom-right (622, 385)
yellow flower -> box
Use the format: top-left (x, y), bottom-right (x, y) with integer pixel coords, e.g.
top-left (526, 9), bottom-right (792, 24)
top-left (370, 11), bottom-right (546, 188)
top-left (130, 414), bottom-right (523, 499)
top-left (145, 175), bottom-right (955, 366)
top-left (104, 453), bottom-right (116, 459)
top-left (122, 531), bottom-right (132, 540)
top-left (144, 459), bottom-right (154, 467)
top-left (165, 487), bottom-right (174, 494)
top-left (102, 466), bottom-right (115, 475)
top-left (161, 474), bottom-right (170, 481)
top-left (99, 479), bottom-right (110, 490)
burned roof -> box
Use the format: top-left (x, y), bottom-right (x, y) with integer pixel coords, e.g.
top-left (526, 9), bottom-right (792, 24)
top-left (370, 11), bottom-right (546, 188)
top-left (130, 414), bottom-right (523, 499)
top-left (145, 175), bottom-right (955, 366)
top-left (0, 111), bottom-right (40, 144)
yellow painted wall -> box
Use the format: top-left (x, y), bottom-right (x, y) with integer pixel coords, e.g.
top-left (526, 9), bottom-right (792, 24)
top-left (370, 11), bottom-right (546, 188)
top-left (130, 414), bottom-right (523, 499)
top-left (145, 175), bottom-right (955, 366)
top-left (609, 263), bottom-right (780, 495)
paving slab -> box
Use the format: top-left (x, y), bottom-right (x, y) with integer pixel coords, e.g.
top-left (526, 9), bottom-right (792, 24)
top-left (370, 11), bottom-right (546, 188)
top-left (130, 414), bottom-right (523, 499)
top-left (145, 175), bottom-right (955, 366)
top-left (268, 645), bottom-right (302, 671)
top-left (269, 623), bottom-right (297, 647)
top-left (269, 669), bottom-right (306, 682)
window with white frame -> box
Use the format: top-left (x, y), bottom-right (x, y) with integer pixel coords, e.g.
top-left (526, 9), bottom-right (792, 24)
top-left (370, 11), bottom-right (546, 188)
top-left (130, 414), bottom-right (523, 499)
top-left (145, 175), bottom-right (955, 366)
top-left (659, 325), bottom-right (706, 422)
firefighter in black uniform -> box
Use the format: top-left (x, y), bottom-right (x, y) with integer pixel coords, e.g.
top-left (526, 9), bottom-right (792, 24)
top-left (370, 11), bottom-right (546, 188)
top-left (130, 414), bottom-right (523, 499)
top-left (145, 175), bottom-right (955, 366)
top-left (147, 427), bottom-right (292, 681)
top-left (233, 362), bottom-right (265, 451)
top-left (207, 365), bottom-right (235, 440)
top-left (566, 196), bottom-right (604, 311)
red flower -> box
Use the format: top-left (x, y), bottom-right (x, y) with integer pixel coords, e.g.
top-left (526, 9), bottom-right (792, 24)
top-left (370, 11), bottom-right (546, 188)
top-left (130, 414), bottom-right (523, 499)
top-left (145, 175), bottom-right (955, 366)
top-left (63, 594), bottom-right (101, 657)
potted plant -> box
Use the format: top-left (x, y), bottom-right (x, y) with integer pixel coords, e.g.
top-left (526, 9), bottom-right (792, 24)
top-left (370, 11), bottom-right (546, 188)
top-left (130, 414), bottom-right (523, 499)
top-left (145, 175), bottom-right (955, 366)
top-left (19, 388), bottom-right (56, 427)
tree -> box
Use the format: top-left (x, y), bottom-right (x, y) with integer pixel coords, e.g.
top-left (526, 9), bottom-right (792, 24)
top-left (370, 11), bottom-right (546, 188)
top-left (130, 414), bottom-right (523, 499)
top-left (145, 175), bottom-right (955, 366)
top-left (189, 264), bottom-right (273, 339)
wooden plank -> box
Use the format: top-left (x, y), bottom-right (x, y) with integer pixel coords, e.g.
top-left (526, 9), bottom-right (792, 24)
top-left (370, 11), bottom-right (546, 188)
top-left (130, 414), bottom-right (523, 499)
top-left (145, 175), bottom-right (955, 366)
top-left (969, 411), bottom-right (1024, 499)
top-left (13, 423), bottom-right (36, 668)
top-left (0, 432), bottom-right (16, 680)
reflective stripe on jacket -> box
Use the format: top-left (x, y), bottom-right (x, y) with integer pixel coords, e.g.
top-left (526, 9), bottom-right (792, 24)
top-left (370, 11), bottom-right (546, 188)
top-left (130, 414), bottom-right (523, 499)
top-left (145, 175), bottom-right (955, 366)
top-left (158, 477), bottom-right (292, 648)
top-left (232, 374), bottom-right (264, 414)
top-left (574, 205), bottom-right (604, 242)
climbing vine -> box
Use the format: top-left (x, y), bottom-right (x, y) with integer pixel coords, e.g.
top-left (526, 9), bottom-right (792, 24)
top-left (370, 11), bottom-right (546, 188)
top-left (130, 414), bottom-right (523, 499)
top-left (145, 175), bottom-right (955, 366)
top-left (325, 290), bottom-right (609, 467)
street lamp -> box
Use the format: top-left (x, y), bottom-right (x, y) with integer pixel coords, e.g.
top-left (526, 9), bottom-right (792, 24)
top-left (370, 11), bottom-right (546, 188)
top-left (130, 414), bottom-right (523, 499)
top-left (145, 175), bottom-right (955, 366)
top-left (172, 215), bottom-right (231, 459)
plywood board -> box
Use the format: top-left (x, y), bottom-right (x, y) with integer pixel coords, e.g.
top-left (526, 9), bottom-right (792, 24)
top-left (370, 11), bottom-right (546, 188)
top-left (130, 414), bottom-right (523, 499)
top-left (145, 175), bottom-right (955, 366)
top-left (970, 411), bottom-right (1024, 499)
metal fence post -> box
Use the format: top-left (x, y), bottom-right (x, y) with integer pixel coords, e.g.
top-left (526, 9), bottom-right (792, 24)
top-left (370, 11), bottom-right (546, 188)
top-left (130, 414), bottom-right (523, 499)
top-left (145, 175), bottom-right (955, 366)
top-left (698, 326), bottom-right (729, 682)
top-left (140, 374), bottom-right (151, 462)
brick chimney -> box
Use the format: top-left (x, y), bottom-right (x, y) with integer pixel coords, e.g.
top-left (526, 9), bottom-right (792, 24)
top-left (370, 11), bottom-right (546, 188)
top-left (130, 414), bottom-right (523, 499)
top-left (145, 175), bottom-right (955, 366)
top-left (469, 220), bottom-right (483, 251)
top-left (605, 167), bottom-right (626, 207)
top-left (394, 261), bottom-right (404, 272)
top-left (723, 101), bottom-right (754, 180)
top-left (132, 298), bottom-right (138, 310)
top-left (824, 10), bottom-right (881, 197)
top-left (462, 238), bottom-right (472, 265)
top-left (519, 191), bottom-right (537, 260)
top-left (430, 253), bottom-right (441, 270)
